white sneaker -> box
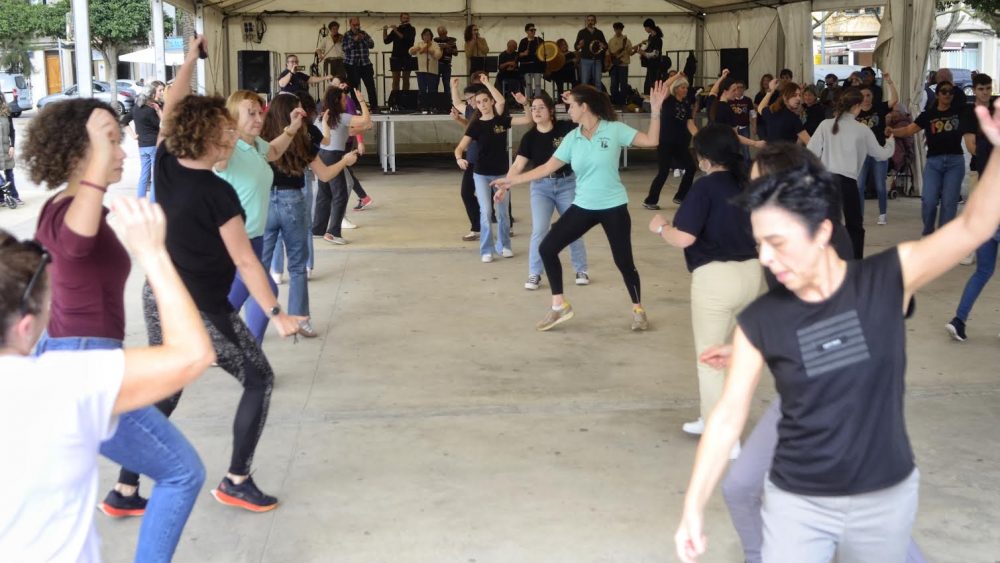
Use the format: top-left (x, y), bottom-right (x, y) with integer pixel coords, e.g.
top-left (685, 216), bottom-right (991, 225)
top-left (481, 254), bottom-right (493, 263)
top-left (729, 441), bottom-right (742, 460)
top-left (674, 169), bottom-right (683, 178)
top-left (524, 274), bottom-right (541, 290)
top-left (682, 418), bottom-right (705, 435)
top-left (341, 218), bottom-right (358, 229)
top-left (307, 268), bottom-right (313, 279)
top-left (877, 214), bottom-right (887, 225)
top-left (960, 253), bottom-right (976, 266)
top-left (501, 248), bottom-right (514, 258)
top-left (270, 271), bottom-right (283, 285)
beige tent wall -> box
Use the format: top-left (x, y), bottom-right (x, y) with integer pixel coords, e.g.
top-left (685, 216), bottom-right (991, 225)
top-left (704, 7), bottom-right (779, 91)
top-left (202, 5), bottom-right (228, 96)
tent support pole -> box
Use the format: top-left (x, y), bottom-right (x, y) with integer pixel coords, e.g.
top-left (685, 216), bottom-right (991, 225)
top-left (195, 2), bottom-right (206, 94)
top-left (222, 16), bottom-right (231, 96)
top-left (151, 0), bottom-right (167, 82)
top-left (901, 0), bottom-right (913, 107)
top-left (776, 16), bottom-right (785, 74)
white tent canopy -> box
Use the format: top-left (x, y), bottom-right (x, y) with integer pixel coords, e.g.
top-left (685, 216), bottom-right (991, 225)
top-left (120, 47), bottom-right (185, 65)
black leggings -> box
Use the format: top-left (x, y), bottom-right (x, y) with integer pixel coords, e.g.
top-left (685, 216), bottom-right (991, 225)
top-left (312, 149), bottom-right (349, 237)
top-left (835, 174), bottom-right (865, 259)
top-left (540, 203), bottom-right (640, 303)
top-left (124, 283), bottom-right (276, 482)
top-left (645, 142), bottom-right (696, 205)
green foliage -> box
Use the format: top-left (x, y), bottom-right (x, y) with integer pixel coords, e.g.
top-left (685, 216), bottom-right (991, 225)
top-left (0, 0), bottom-right (66, 41)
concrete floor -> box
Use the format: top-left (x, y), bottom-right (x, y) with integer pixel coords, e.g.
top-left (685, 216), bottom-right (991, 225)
top-left (1, 114), bottom-right (999, 562)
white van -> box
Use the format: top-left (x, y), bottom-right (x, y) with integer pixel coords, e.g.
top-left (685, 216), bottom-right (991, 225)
top-left (0, 73), bottom-right (33, 117)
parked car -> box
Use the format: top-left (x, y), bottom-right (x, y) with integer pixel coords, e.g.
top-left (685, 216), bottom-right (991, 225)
top-left (947, 68), bottom-right (974, 97)
top-left (0, 73), bottom-right (33, 117)
top-left (117, 79), bottom-right (141, 97)
top-left (36, 81), bottom-right (135, 115)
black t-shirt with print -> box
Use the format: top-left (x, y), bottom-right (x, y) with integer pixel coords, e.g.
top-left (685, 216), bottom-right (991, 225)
top-left (278, 70), bottom-right (311, 94)
top-left (671, 171), bottom-right (757, 272)
top-left (760, 106), bottom-right (804, 143)
top-left (727, 96), bottom-right (753, 128)
top-left (466, 113), bottom-right (513, 175)
top-left (914, 105), bottom-right (967, 156)
top-left (517, 120), bottom-right (576, 175)
top-left (738, 248), bottom-right (915, 496)
top-left (856, 102), bottom-right (892, 146)
top-left (154, 144), bottom-right (245, 314)
top-left (660, 95), bottom-right (694, 145)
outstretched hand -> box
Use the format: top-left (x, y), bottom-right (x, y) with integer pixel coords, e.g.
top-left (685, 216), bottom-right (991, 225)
top-left (490, 176), bottom-right (514, 190)
top-left (513, 91), bottom-right (528, 106)
top-left (649, 80), bottom-right (669, 109)
top-left (111, 197), bottom-right (167, 258)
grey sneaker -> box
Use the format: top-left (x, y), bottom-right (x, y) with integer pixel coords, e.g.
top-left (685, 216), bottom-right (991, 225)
top-left (575, 272), bottom-right (590, 285)
top-left (462, 231), bottom-right (480, 241)
top-left (631, 307), bottom-right (649, 331)
top-left (537, 303), bottom-right (574, 331)
top-left (297, 320), bottom-right (318, 338)
top-left (524, 274), bottom-right (541, 290)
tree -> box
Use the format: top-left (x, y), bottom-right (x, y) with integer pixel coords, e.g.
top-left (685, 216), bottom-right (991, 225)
top-left (930, 1), bottom-right (1000, 69)
top-left (0, 0), bottom-right (66, 73)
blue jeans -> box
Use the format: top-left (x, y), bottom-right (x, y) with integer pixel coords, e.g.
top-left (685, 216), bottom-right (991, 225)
top-left (955, 229), bottom-right (1000, 321)
top-left (858, 156), bottom-right (889, 216)
top-left (271, 171), bottom-right (316, 274)
top-left (138, 145), bottom-right (157, 201)
top-left (580, 58), bottom-right (601, 88)
top-left (262, 188), bottom-right (310, 316)
top-left (473, 173), bottom-right (511, 257)
top-left (417, 72), bottom-right (438, 94)
top-left (609, 66), bottom-right (628, 105)
top-left (523, 72), bottom-right (543, 98)
top-left (33, 333), bottom-right (205, 563)
top-left (529, 176), bottom-right (587, 276)
top-left (228, 236), bottom-right (277, 344)
top-left (921, 154), bottom-right (965, 235)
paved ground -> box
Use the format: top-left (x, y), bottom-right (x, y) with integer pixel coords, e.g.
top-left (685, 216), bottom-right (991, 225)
top-left (1, 112), bottom-right (998, 562)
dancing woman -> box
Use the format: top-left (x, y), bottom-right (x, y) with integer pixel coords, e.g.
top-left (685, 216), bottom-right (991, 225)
top-left (643, 72), bottom-right (698, 208)
top-left (492, 82), bottom-right (669, 331)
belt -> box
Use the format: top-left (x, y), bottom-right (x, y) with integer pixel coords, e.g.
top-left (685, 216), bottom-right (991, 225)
top-left (547, 170), bottom-right (574, 179)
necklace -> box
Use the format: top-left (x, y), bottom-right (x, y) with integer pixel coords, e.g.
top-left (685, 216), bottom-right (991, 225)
top-left (582, 121), bottom-right (598, 136)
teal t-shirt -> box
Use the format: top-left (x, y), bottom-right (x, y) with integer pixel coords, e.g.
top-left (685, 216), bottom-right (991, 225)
top-left (215, 137), bottom-right (273, 238)
top-left (552, 120), bottom-right (637, 210)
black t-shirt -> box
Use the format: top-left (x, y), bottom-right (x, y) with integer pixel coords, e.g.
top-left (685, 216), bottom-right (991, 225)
top-left (672, 171), bottom-right (757, 272)
top-left (465, 113), bottom-right (513, 175)
top-left (384, 23), bottom-right (416, 57)
top-left (914, 105), bottom-right (966, 156)
top-left (575, 28), bottom-right (607, 60)
top-left (660, 95), bottom-right (694, 145)
top-left (738, 248), bottom-right (915, 496)
top-left (434, 36), bottom-right (457, 64)
top-left (518, 38), bottom-right (543, 73)
top-left (132, 104), bottom-right (160, 148)
top-left (497, 51), bottom-right (519, 80)
top-left (963, 98), bottom-right (997, 172)
top-left (154, 144), bottom-right (244, 314)
top-left (278, 70), bottom-right (311, 94)
top-left (856, 102), bottom-right (892, 146)
top-left (803, 103), bottom-right (826, 136)
top-left (709, 95), bottom-right (737, 127)
top-left (727, 96), bottom-right (753, 128)
top-left (517, 120), bottom-right (576, 175)
top-left (271, 135), bottom-right (319, 189)
top-left (760, 106), bottom-right (804, 143)
top-left (753, 90), bottom-right (768, 107)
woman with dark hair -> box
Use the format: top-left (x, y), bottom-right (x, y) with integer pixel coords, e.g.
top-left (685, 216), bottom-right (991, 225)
top-left (492, 82), bottom-right (668, 331)
top-left (638, 18), bottom-right (665, 94)
top-left (856, 73), bottom-right (899, 225)
top-left (807, 87), bottom-right (895, 259)
top-left (23, 94), bottom-right (207, 560)
top-left (506, 91), bottom-right (588, 290)
top-left (261, 92), bottom-right (358, 337)
top-left (891, 80), bottom-right (970, 235)
top-left (0, 199), bottom-right (214, 562)
top-left (464, 23), bottom-right (489, 76)
top-left (673, 116), bottom-right (1000, 558)
top-left (129, 80), bottom-right (165, 201)
top-left (801, 85), bottom-right (826, 136)
top-left (757, 80), bottom-right (811, 145)
top-left (410, 28), bottom-right (443, 95)
top-left (648, 124), bottom-right (761, 442)
top-left (312, 85), bottom-right (369, 244)
top-left (644, 72), bottom-right (698, 208)
top-left (146, 37), bottom-right (304, 512)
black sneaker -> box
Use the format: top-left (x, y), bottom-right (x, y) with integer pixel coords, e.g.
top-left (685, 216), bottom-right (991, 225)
top-left (642, 202), bottom-right (660, 210)
top-left (945, 317), bottom-right (967, 342)
top-left (97, 488), bottom-right (147, 518)
top-left (211, 476), bottom-right (279, 512)
top-left (353, 199), bottom-right (364, 211)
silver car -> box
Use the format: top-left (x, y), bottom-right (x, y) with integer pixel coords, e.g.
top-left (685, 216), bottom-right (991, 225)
top-left (0, 73), bottom-right (33, 117)
top-left (36, 80), bottom-right (136, 115)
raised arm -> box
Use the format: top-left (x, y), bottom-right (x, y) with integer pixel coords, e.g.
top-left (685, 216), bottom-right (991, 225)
top-left (509, 92), bottom-right (533, 126)
top-left (450, 77), bottom-right (467, 113)
top-left (114, 198), bottom-right (214, 414)
top-left (265, 107), bottom-right (307, 161)
top-left (63, 109), bottom-right (121, 241)
top-left (898, 101), bottom-right (1000, 300)
top-left (756, 78), bottom-right (778, 116)
top-left (348, 89), bottom-right (373, 135)
top-left (158, 35), bottom-right (202, 146)
top-left (675, 326), bottom-right (764, 562)
top-left (883, 72), bottom-right (899, 109)
top-left (481, 78), bottom-right (506, 115)
top-left (708, 69), bottom-right (729, 98)
top-left (631, 81), bottom-right (669, 147)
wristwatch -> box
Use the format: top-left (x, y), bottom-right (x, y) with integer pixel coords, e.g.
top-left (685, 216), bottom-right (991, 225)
top-left (268, 304), bottom-right (281, 318)
top-left (656, 225), bottom-right (665, 235)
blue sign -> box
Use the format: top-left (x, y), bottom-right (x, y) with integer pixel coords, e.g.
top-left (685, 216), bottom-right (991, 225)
top-left (165, 36), bottom-right (184, 50)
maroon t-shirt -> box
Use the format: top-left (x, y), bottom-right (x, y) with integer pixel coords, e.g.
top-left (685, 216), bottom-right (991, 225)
top-left (35, 196), bottom-right (131, 340)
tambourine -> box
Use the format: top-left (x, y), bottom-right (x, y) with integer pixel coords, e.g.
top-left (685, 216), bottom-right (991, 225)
top-left (589, 40), bottom-right (605, 55)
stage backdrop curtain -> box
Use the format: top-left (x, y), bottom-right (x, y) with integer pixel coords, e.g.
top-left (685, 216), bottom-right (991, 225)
top-left (777, 2), bottom-right (813, 88)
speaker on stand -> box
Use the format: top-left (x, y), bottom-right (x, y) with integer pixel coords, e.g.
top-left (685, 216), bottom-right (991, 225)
top-left (719, 48), bottom-right (749, 86)
top-left (238, 50), bottom-right (272, 95)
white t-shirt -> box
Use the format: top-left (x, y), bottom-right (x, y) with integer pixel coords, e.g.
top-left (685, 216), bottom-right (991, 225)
top-left (0, 350), bottom-right (124, 562)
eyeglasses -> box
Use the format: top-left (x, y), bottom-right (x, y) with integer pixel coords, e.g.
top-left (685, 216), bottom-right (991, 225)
top-left (0, 237), bottom-right (51, 315)
top-left (528, 28), bottom-right (536, 32)
top-left (939, 89), bottom-right (954, 95)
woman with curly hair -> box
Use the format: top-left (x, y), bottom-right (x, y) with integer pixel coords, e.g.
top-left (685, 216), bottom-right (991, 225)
top-left (23, 97), bottom-right (206, 560)
top-left (261, 91), bottom-right (358, 335)
top-left (143, 37), bottom-right (303, 512)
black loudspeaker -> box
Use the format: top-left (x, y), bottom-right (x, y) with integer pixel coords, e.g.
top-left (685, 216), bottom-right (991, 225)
top-left (238, 50), bottom-right (271, 94)
top-left (719, 48), bottom-right (749, 86)
top-left (388, 89), bottom-right (419, 113)
top-left (418, 92), bottom-right (451, 114)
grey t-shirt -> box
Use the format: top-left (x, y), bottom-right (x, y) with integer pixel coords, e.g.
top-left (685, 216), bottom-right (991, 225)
top-left (316, 115), bottom-right (352, 151)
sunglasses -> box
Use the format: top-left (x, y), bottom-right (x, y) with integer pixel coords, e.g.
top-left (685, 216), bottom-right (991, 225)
top-left (938, 89), bottom-right (954, 95)
top-left (0, 237), bottom-right (51, 315)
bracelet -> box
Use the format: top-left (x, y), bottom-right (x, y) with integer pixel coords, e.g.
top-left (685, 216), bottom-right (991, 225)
top-left (80, 180), bottom-right (108, 193)
top-left (651, 113), bottom-right (661, 118)
top-left (283, 127), bottom-right (295, 138)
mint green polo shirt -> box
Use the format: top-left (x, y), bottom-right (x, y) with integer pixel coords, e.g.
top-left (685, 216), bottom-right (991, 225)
top-left (553, 120), bottom-right (637, 210)
top-left (215, 137), bottom-right (273, 238)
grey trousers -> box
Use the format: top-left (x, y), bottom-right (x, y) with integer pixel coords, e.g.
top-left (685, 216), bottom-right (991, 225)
top-left (722, 398), bottom-right (928, 563)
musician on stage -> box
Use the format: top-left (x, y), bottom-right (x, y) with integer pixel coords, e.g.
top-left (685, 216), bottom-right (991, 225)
top-left (638, 19), bottom-right (666, 95)
top-left (518, 24), bottom-right (544, 98)
top-left (343, 17), bottom-right (378, 107)
top-left (315, 21), bottom-right (346, 79)
top-left (607, 22), bottom-right (633, 106)
top-left (575, 15), bottom-right (607, 88)
top-left (434, 26), bottom-right (459, 92)
top-left (278, 54), bottom-right (331, 95)
top-left (383, 13), bottom-right (416, 93)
